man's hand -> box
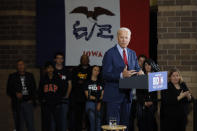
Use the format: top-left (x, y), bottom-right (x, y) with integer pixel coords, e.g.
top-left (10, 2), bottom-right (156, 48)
top-left (137, 70), bottom-right (144, 75)
top-left (122, 66), bottom-right (137, 78)
top-left (16, 92), bottom-right (23, 99)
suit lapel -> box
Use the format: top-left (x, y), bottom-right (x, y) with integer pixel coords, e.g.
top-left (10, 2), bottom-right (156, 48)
top-left (114, 45), bottom-right (125, 67)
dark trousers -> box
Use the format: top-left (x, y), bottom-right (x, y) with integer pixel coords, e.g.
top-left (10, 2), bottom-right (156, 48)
top-left (106, 98), bottom-right (131, 130)
top-left (61, 102), bottom-right (69, 131)
top-left (69, 101), bottom-right (86, 131)
top-left (136, 104), bottom-right (157, 131)
top-left (42, 104), bottom-right (62, 131)
top-left (160, 115), bottom-right (187, 131)
top-left (12, 101), bottom-right (35, 131)
top-left (129, 100), bottom-right (137, 131)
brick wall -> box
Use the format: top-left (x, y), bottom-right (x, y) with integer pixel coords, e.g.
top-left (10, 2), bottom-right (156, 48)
top-left (157, 6), bottom-right (197, 71)
top-left (0, 0), bottom-right (38, 130)
top-left (157, 1), bottom-right (197, 131)
top-left (0, 0), bottom-right (36, 69)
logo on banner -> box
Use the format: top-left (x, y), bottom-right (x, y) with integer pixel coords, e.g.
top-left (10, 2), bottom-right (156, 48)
top-left (148, 72), bottom-right (167, 92)
top-left (70, 6), bottom-right (115, 41)
top-left (153, 76), bottom-right (163, 86)
top-left (70, 6), bottom-right (115, 21)
top-left (65, 0), bottom-right (120, 66)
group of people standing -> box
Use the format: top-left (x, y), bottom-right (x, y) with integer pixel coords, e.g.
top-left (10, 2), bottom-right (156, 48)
top-left (7, 53), bottom-right (104, 131)
top-left (6, 27), bottom-right (193, 131)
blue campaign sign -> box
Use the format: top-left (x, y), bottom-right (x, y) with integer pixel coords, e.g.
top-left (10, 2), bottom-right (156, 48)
top-left (148, 71), bottom-right (168, 92)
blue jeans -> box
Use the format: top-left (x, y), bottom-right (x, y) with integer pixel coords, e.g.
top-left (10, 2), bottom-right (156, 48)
top-left (61, 103), bottom-right (69, 131)
top-left (86, 101), bottom-right (101, 131)
top-left (13, 101), bottom-right (35, 131)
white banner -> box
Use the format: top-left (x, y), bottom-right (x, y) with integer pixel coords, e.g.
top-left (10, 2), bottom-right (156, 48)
top-left (65, 0), bottom-right (120, 66)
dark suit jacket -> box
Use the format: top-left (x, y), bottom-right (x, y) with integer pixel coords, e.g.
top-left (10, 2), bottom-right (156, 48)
top-left (6, 72), bottom-right (36, 108)
top-left (102, 45), bottom-right (141, 103)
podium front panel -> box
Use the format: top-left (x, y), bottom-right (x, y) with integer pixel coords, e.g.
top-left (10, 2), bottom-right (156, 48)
top-left (119, 75), bottom-right (148, 89)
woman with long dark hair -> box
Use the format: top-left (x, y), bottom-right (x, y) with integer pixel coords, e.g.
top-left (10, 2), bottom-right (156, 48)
top-left (84, 65), bottom-right (104, 131)
top-left (136, 58), bottom-right (158, 131)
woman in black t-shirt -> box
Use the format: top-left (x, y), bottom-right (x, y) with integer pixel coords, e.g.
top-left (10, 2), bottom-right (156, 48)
top-left (39, 62), bottom-right (64, 131)
top-left (84, 65), bottom-right (104, 131)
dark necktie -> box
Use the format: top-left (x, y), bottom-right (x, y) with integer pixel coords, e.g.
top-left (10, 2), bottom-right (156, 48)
top-left (123, 49), bottom-right (128, 67)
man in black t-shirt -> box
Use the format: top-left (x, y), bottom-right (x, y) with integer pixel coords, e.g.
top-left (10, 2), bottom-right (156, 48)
top-left (70, 54), bottom-right (91, 131)
top-left (54, 52), bottom-right (72, 131)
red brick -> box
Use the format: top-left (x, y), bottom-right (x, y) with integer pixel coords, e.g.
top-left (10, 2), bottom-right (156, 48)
top-left (163, 22), bottom-right (176, 27)
top-left (168, 28), bottom-right (180, 32)
top-left (191, 33), bottom-right (197, 38)
top-left (163, 44), bottom-right (176, 49)
top-left (176, 0), bottom-right (193, 5)
top-left (176, 55), bottom-right (191, 60)
top-left (163, 33), bottom-right (176, 38)
top-left (176, 22), bottom-right (191, 27)
top-left (192, 22), bottom-right (197, 27)
top-left (192, 66), bottom-right (197, 71)
top-left (0, 0), bottom-right (35, 10)
top-left (168, 50), bottom-right (180, 54)
top-left (158, 60), bottom-right (167, 66)
top-left (163, 11), bottom-right (176, 16)
top-left (176, 44), bottom-right (191, 49)
top-left (158, 0), bottom-right (175, 6)
top-left (157, 55), bottom-right (162, 60)
top-left (192, 11), bottom-right (197, 17)
top-left (181, 61), bottom-right (197, 66)
top-left (176, 11), bottom-right (191, 16)
top-left (181, 28), bottom-right (197, 32)
top-left (191, 44), bottom-right (197, 49)
top-left (176, 66), bottom-right (192, 71)
top-left (181, 50), bottom-right (196, 54)
top-left (158, 28), bottom-right (167, 33)
top-left (176, 33), bottom-right (190, 38)
top-left (163, 55), bottom-right (175, 60)
top-left (168, 61), bottom-right (181, 66)
top-left (192, 55), bottom-right (197, 60)
top-left (163, 66), bottom-right (176, 71)
top-left (168, 17), bottom-right (180, 22)
top-left (158, 50), bottom-right (167, 55)
top-left (158, 17), bottom-right (168, 22)
top-left (181, 17), bottom-right (197, 21)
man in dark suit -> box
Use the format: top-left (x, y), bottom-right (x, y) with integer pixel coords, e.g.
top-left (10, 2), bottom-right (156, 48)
top-left (102, 27), bottom-right (143, 129)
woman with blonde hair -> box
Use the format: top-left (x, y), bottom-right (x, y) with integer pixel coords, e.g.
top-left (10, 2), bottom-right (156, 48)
top-left (160, 68), bottom-right (192, 131)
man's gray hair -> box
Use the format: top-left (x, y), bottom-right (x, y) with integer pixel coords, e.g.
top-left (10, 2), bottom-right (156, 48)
top-left (117, 27), bottom-right (131, 36)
